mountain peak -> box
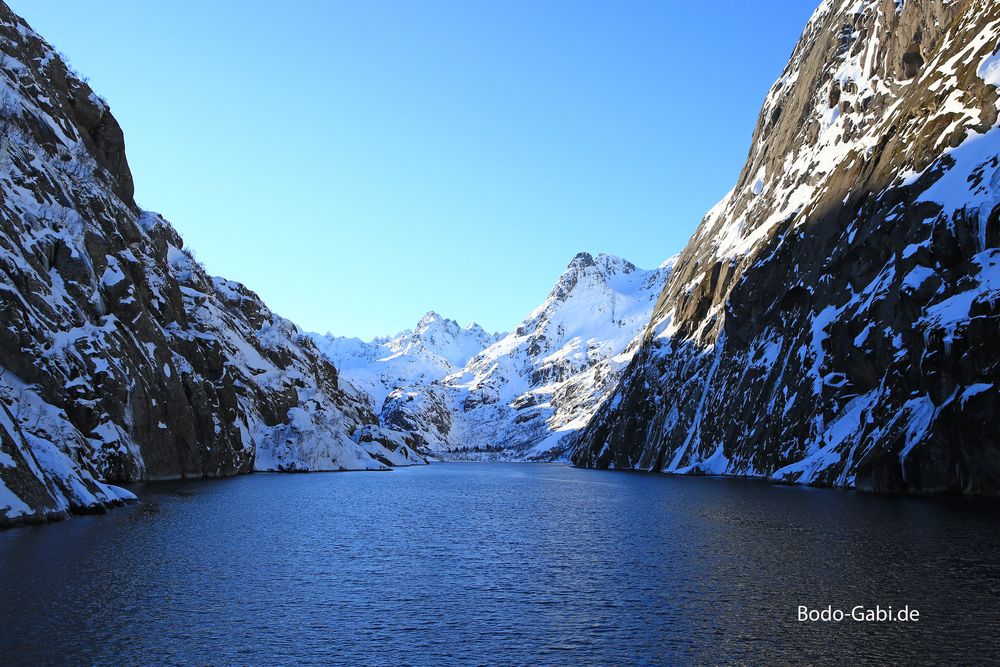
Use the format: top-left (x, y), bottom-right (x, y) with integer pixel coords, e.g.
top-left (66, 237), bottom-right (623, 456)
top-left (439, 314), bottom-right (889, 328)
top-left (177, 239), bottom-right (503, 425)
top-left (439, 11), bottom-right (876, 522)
top-left (567, 252), bottom-right (596, 269)
top-left (416, 310), bottom-right (447, 330)
top-left (565, 252), bottom-right (637, 276)
top-left (593, 253), bottom-right (636, 276)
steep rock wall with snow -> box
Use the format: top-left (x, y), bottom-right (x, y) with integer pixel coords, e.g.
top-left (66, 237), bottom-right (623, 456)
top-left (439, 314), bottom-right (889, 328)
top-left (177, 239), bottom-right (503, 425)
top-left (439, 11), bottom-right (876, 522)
top-left (573, 0), bottom-right (1000, 494)
top-left (0, 4), bottom-right (419, 528)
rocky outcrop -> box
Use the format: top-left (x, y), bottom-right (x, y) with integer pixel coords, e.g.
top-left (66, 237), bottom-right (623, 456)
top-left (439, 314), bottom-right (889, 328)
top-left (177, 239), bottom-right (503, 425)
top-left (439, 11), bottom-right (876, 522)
top-left (0, 4), bottom-right (416, 528)
top-left (573, 0), bottom-right (1000, 494)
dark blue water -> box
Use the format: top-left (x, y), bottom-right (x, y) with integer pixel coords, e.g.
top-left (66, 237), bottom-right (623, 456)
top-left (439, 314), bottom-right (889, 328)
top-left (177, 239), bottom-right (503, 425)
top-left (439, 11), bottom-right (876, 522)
top-left (1, 463), bottom-right (999, 665)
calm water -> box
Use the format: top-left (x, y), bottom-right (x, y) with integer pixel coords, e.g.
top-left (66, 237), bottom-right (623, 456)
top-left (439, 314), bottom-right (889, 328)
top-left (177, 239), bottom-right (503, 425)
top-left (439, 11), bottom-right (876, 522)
top-left (2, 463), bottom-right (999, 665)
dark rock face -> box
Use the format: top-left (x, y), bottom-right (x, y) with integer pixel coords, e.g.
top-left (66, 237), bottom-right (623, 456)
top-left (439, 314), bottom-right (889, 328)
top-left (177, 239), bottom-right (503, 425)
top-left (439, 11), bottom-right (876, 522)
top-left (0, 4), bottom-right (402, 527)
top-left (573, 0), bottom-right (1000, 494)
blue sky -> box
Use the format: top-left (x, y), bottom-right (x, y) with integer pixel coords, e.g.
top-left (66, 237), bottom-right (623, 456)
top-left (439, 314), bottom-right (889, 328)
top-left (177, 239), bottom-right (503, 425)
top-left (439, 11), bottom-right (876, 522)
top-left (12, 1), bottom-right (817, 340)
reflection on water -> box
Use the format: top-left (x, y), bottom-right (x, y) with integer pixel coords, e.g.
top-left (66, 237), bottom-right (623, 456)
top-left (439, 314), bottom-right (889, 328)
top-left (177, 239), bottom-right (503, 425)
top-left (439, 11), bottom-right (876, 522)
top-left (1, 463), bottom-right (999, 665)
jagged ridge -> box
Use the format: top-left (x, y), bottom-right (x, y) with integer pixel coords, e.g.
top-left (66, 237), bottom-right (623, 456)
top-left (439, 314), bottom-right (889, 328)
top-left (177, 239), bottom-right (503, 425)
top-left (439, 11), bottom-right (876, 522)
top-left (323, 252), bottom-right (674, 460)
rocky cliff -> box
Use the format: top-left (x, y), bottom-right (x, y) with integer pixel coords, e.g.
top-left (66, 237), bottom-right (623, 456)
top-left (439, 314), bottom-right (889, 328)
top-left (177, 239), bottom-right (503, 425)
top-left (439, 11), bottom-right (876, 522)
top-left (0, 4), bottom-right (420, 528)
top-left (573, 0), bottom-right (1000, 494)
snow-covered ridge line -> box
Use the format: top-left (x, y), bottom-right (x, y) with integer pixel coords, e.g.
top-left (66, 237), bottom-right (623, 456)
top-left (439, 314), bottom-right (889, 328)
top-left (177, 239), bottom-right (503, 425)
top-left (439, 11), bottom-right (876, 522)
top-left (314, 252), bottom-right (675, 461)
top-left (309, 311), bottom-right (501, 409)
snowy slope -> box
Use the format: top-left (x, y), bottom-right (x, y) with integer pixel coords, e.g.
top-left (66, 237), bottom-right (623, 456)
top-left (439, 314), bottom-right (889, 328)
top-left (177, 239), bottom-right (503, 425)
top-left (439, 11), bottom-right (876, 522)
top-left (310, 312), bottom-right (500, 408)
top-left (574, 0), bottom-right (1000, 494)
top-left (0, 5), bottom-right (421, 528)
top-left (326, 253), bottom-right (674, 460)
top-left (438, 253), bottom-right (675, 459)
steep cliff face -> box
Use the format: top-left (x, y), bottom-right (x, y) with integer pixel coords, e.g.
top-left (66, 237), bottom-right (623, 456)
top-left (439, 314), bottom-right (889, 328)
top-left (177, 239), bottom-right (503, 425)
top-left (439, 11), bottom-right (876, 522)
top-left (0, 4), bottom-right (416, 528)
top-left (574, 0), bottom-right (1000, 494)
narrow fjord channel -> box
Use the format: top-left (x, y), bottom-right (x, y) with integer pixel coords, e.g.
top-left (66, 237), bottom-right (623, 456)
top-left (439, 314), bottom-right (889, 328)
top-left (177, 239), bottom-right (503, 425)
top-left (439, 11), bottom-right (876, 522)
top-left (2, 463), bottom-right (998, 665)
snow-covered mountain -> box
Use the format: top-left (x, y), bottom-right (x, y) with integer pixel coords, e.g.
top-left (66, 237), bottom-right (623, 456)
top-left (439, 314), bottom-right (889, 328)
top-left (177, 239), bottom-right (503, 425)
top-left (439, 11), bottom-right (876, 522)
top-left (573, 0), bottom-right (1000, 494)
top-left (0, 5), bottom-right (422, 528)
top-left (436, 252), bottom-right (676, 459)
top-left (310, 312), bottom-right (501, 408)
top-left (319, 253), bottom-right (674, 460)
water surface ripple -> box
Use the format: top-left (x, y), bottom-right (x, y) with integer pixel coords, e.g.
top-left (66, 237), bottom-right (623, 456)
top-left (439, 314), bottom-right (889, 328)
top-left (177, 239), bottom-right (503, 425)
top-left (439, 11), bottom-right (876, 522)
top-left (2, 463), bottom-right (999, 665)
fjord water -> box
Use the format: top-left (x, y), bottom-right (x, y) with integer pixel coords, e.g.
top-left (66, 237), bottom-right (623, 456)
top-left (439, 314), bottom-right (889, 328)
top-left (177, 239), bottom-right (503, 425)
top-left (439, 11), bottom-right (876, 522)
top-left (1, 464), bottom-right (998, 665)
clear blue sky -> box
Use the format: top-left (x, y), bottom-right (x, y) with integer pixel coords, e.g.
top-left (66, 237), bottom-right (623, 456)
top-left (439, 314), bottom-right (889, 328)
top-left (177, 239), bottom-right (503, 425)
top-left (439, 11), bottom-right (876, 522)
top-left (11, 0), bottom-right (817, 340)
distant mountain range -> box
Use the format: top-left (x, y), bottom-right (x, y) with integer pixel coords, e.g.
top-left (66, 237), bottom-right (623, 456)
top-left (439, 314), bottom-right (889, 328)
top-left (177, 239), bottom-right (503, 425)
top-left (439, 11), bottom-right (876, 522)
top-left (311, 253), bottom-right (674, 460)
top-left (311, 312), bottom-right (502, 409)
